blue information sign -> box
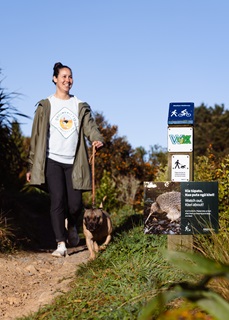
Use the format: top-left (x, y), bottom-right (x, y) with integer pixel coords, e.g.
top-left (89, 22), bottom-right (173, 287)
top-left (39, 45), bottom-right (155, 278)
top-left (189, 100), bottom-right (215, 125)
top-left (168, 102), bottom-right (194, 125)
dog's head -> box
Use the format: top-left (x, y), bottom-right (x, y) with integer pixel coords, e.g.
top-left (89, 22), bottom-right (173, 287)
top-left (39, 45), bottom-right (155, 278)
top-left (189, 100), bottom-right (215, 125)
top-left (83, 208), bottom-right (103, 232)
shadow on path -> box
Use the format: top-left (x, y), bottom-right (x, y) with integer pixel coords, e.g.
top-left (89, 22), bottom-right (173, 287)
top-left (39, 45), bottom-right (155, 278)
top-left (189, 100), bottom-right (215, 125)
top-left (10, 191), bottom-right (86, 251)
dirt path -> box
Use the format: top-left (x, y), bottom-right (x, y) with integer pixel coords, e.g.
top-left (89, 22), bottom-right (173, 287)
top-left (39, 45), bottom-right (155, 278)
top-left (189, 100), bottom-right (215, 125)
top-left (0, 245), bottom-right (90, 320)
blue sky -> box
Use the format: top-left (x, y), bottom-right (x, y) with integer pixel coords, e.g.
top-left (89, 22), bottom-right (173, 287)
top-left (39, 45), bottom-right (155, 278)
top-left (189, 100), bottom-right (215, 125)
top-left (1, 0), bottom-right (229, 150)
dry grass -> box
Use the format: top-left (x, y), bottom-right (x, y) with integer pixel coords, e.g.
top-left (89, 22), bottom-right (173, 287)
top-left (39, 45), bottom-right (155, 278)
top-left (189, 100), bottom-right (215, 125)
top-left (194, 230), bottom-right (229, 301)
top-left (0, 212), bottom-right (15, 252)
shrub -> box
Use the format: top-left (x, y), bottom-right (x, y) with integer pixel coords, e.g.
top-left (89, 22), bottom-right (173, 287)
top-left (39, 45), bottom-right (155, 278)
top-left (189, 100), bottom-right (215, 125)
top-left (0, 212), bottom-right (15, 252)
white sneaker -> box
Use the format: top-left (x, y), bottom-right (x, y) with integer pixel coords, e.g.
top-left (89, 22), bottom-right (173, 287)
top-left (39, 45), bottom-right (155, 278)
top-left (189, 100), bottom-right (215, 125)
top-left (67, 226), bottom-right (80, 247)
top-left (52, 242), bottom-right (67, 257)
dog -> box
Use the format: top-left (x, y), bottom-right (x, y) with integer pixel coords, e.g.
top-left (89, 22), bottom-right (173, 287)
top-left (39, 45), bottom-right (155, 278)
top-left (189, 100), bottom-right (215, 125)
top-left (83, 208), bottom-right (112, 260)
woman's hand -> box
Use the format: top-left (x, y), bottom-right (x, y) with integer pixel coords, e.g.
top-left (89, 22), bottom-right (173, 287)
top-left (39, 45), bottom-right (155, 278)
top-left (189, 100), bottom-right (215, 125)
top-left (93, 141), bottom-right (103, 149)
top-left (26, 172), bottom-right (31, 183)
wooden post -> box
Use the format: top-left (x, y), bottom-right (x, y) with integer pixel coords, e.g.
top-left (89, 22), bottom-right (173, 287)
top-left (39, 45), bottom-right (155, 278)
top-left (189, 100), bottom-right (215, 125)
top-left (167, 103), bottom-right (194, 252)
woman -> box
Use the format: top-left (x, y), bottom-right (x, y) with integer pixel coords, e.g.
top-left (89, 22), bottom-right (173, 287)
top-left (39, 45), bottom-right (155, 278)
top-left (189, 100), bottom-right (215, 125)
top-left (26, 62), bottom-right (104, 257)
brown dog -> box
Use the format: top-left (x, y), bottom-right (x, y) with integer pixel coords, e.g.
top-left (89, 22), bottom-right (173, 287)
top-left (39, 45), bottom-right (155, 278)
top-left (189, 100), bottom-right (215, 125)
top-left (83, 208), bottom-right (112, 260)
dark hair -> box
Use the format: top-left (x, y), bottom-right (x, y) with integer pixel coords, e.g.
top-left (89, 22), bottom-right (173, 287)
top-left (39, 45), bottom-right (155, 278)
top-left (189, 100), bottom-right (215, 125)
top-left (52, 62), bottom-right (72, 84)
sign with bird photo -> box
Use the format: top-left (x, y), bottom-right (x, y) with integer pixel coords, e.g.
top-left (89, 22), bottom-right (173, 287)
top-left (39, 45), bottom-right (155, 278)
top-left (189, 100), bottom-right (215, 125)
top-left (144, 181), bottom-right (218, 235)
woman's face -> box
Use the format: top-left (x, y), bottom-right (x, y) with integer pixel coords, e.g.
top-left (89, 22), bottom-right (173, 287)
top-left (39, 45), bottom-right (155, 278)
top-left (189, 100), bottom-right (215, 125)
top-left (54, 67), bottom-right (73, 94)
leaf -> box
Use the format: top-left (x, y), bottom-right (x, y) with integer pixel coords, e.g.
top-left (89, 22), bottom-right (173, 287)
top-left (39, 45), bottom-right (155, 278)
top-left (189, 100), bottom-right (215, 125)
top-left (138, 284), bottom-right (229, 320)
top-left (196, 291), bottom-right (229, 320)
top-left (137, 291), bottom-right (181, 320)
top-left (170, 286), bottom-right (229, 320)
top-left (162, 250), bottom-right (229, 276)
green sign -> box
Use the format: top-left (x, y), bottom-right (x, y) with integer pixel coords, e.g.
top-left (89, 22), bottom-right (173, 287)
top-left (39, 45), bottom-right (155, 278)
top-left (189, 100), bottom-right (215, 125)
top-left (181, 181), bottom-right (218, 234)
top-left (144, 181), bottom-right (218, 235)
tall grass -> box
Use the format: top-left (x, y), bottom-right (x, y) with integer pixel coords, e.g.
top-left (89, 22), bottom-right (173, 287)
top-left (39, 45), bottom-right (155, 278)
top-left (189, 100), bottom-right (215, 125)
top-left (194, 232), bottom-right (229, 302)
top-left (0, 211), bottom-right (15, 252)
top-left (193, 153), bottom-right (229, 302)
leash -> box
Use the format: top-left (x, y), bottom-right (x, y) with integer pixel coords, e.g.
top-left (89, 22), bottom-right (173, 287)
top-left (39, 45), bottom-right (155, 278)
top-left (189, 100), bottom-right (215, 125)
top-left (91, 144), bottom-right (96, 208)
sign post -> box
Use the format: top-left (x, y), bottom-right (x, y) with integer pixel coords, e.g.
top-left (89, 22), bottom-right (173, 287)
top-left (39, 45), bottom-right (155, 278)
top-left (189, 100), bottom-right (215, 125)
top-left (143, 102), bottom-right (218, 246)
top-left (167, 102), bottom-right (194, 251)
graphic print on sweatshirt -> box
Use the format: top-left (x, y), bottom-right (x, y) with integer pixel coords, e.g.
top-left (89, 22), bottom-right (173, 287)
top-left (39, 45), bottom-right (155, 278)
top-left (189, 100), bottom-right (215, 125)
top-left (51, 107), bottom-right (78, 138)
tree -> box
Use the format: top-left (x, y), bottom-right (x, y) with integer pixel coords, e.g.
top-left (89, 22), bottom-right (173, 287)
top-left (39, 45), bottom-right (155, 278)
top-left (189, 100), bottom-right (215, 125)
top-left (0, 70), bottom-right (29, 193)
top-left (194, 104), bottom-right (229, 159)
top-left (0, 122), bottom-right (26, 190)
top-left (148, 144), bottom-right (168, 168)
top-left (92, 112), bottom-right (159, 183)
top-left (88, 112), bottom-right (163, 209)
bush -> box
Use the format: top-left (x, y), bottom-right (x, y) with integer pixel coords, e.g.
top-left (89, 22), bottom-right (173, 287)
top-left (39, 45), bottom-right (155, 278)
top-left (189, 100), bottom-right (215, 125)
top-left (194, 152), bottom-right (229, 233)
top-left (0, 212), bottom-right (15, 252)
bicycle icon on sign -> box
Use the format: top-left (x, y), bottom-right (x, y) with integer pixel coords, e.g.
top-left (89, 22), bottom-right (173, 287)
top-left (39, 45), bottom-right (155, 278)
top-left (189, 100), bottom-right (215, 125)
top-left (178, 109), bottom-right (191, 117)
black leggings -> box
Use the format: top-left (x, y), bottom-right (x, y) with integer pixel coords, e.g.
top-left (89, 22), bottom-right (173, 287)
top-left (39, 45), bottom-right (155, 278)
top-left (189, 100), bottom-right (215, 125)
top-left (45, 158), bottom-right (82, 243)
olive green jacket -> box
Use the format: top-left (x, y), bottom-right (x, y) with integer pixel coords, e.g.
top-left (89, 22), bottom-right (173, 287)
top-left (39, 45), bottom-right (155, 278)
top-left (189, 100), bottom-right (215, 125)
top-left (27, 98), bottom-right (104, 191)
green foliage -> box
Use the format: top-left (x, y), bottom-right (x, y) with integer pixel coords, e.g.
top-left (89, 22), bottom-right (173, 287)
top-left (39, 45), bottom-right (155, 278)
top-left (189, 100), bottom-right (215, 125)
top-left (138, 250), bottom-right (229, 320)
top-left (91, 169), bottom-right (141, 212)
top-left (1, 124), bottom-right (22, 189)
top-left (0, 78), bottom-right (24, 126)
top-left (0, 70), bottom-right (29, 194)
top-left (154, 165), bottom-right (169, 182)
top-left (116, 174), bottom-right (141, 209)
top-left (194, 104), bottom-right (229, 159)
top-left (95, 170), bottom-right (119, 211)
top-left (193, 152), bottom-right (229, 304)
top-left (148, 144), bottom-right (168, 169)
top-left (194, 152), bottom-right (229, 233)
top-left (0, 212), bottom-right (15, 252)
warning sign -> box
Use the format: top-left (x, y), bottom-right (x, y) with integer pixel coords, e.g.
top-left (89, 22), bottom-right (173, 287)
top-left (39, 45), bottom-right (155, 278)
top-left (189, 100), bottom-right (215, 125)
top-left (171, 155), bottom-right (190, 181)
top-left (181, 181), bottom-right (218, 234)
top-left (143, 181), bottom-right (218, 235)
